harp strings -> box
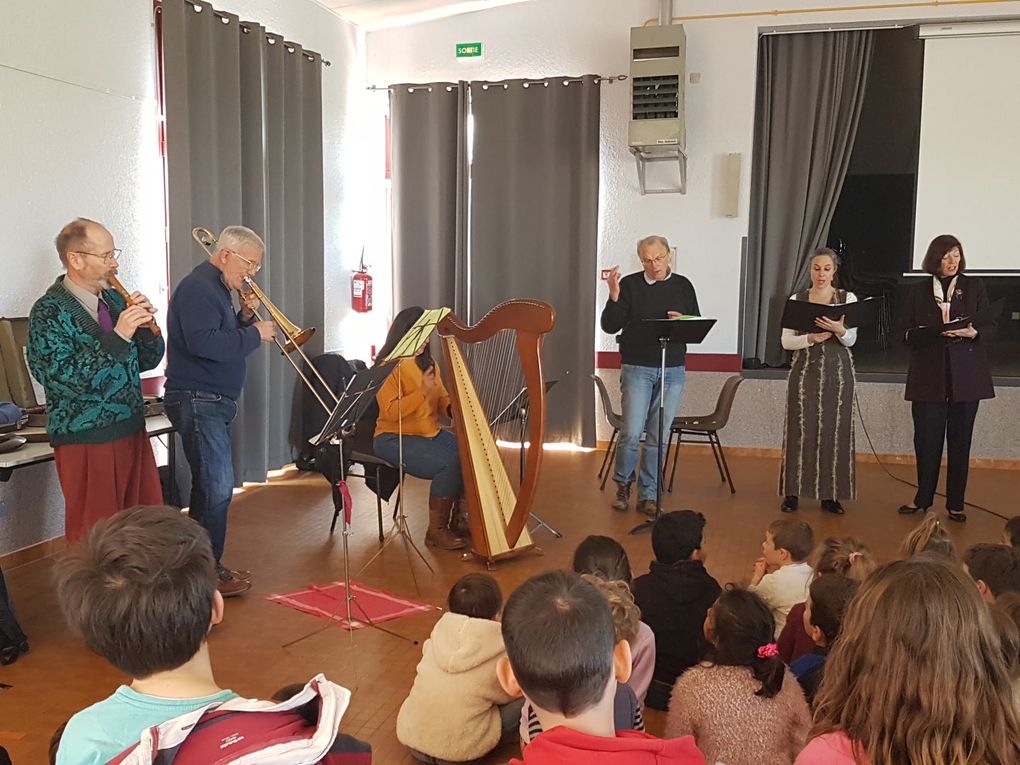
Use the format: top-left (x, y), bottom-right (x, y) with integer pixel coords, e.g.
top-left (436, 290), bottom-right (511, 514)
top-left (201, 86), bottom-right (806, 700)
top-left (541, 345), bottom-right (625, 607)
top-left (460, 329), bottom-right (526, 481)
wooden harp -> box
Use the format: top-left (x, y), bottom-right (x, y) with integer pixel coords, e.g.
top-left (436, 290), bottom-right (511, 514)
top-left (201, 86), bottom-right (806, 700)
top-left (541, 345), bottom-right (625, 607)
top-left (438, 300), bottom-right (555, 564)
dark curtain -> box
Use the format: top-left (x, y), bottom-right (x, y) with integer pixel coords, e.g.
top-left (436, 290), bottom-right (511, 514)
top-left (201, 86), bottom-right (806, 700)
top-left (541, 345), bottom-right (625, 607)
top-left (390, 83), bottom-right (468, 315)
top-left (744, 30), bottom-right (874, 366)
top-left (469, 77), bottom-right (600, 446)
top-left (163, 0), bottom-right (325, 482)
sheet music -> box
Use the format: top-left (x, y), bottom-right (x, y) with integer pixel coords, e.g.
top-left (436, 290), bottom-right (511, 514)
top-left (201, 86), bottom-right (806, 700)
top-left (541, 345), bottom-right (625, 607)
top-left (383, 307), bottom-right (452, 361)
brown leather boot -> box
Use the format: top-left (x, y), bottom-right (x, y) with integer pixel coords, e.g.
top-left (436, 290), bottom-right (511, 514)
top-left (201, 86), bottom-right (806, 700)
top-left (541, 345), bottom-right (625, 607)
top-left (449, 499), bottom-right (472, 539)
top-left (426, 496), bottom-right (467, 550)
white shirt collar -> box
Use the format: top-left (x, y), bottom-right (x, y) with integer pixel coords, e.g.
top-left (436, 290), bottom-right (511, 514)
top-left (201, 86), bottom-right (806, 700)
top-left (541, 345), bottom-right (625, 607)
top-left (643, 268), bottom-right (672, 285)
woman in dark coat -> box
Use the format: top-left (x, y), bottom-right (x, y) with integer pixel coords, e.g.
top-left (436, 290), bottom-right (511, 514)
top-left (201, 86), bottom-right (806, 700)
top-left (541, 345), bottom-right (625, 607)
top-left (897, 234), bottom-right (996, 522)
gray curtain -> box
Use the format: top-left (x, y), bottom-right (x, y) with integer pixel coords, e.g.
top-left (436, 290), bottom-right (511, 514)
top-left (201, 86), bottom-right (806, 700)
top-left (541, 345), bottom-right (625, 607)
top-left (744, 30), bottom-right (874, 367)
top-left (469, 77), bottom-right (600, 446)
top-left (390, 83), bottom-right (468, 314)
top-left (163, 0), bottom-right (325, 482)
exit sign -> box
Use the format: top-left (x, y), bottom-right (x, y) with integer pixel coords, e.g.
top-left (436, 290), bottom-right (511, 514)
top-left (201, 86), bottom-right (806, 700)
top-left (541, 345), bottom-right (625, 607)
top-left (456, 42), bottom-right (483, 59)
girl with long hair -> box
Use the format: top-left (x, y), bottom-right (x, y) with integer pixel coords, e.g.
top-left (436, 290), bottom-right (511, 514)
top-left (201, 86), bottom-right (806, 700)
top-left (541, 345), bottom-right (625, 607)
top-left (798, 557), bottom-right (1020, 764)
top-left (666, 587), bottom-right (811, 765)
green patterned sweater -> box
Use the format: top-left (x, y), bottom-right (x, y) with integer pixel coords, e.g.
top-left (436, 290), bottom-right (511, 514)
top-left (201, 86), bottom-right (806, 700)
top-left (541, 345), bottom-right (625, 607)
top-left (27, 277), bottom-right (165, 446)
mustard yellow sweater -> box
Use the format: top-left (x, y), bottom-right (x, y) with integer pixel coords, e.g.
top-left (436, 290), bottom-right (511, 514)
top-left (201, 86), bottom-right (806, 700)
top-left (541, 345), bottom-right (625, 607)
top-left (374, 358), bottom-right (452, 437)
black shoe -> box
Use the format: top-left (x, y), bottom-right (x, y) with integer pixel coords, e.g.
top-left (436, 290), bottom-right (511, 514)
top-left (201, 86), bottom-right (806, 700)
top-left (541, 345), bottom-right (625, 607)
top-left (780, 496), bottom-right (798, 513)
top-left (898, 504), bottom-right (927, 515)
top-left (821, 499), bottom-right (845, 515)
top-left (947, 510), bottom-right (967, 523)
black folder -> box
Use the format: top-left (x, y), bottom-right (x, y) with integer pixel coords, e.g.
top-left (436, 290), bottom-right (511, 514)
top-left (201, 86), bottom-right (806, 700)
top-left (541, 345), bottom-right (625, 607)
top-left (780, 296), bottom-right (882, 333)
top-left (905, 297), bottom-right (1005, 343)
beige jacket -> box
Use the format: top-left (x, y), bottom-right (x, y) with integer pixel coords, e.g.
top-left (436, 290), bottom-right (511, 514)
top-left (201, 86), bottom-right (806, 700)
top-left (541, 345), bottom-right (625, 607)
top-left (396, 612), bottom-right (515, 760)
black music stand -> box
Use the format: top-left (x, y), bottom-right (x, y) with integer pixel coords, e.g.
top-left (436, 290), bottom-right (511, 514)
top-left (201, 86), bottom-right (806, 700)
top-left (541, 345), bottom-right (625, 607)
top-left (623, 317), bottom-right (716, 535)
top-left (291, 361), bottom-right (413, 644)
top-left (488, 380), bottom-right (561, 539)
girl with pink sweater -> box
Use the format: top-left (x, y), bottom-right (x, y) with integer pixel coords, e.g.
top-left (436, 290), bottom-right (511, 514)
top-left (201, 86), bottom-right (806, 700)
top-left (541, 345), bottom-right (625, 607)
top-left (665, 588), bottom-right (810, 765)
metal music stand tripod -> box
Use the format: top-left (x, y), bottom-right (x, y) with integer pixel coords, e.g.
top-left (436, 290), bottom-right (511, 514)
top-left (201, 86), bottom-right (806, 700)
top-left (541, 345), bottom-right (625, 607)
top-left (623, 317), bottom-right (716, 535)
top-left (489, 379), bottom-right (561, 539)
top-left (289, 360), bottom-right (413, 644)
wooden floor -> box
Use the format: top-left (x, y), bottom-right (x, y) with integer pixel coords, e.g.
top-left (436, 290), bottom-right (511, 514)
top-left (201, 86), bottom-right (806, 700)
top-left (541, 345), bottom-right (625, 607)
top-left (0, 448), bottom-right (1013, 763)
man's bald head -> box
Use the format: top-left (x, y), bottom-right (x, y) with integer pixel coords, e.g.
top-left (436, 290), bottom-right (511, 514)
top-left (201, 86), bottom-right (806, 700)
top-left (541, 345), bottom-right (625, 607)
top-left (55, 218), bottom-right (106, 267)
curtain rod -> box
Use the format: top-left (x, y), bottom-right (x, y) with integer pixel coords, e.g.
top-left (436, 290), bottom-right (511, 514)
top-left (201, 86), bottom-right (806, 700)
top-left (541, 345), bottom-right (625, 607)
top-left (367, 75), bottom-right (627, 92)
top-left (158, 3), bottom-right (331, 65)
top-left (642, 0), bottom-right (1018, 24)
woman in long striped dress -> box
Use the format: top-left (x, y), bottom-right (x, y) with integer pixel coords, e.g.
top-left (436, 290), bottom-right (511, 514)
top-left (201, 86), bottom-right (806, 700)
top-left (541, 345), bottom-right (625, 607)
top-left (779, 248), bottom-right (857, 515)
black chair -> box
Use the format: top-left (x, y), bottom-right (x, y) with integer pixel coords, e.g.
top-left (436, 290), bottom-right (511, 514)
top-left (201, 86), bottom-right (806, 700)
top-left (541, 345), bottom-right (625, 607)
top-left (340, 446), bottom-right (400, 542)
top-left (666, 375), bottom-right (744, 494)
top-left (592, 374), bottom-right (624, 490)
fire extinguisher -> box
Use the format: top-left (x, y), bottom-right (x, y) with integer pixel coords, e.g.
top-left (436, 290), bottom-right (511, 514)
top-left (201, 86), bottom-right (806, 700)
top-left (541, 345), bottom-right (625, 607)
top-left (351, 248), bottom-right (372, 313)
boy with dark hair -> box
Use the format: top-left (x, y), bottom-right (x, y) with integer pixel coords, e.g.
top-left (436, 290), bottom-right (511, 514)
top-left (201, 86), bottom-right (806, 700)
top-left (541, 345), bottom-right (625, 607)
top-left (447, 571), bottom-right (503, 620)
top-left (791, 575), bottom-right (860, 704)
top-left (498, 570), bottom-right (705, 764)
top-left (632, 511), bottom-right (721, 711)
top-left (750, 519), bottom-right (815, 637)
top-left (54, 506), bottom-right (369, 764)
top-left (397, 573), bottom-right (520, 764)
top-left (963, 543), bottom-right (1020, 603)
top-left (1003, 516), bottom-right (1020, 549)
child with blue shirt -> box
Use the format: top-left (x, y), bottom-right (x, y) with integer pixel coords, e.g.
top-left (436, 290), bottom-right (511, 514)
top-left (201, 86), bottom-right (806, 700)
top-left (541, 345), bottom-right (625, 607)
top-left (53, 506), bottom-right (368, 764)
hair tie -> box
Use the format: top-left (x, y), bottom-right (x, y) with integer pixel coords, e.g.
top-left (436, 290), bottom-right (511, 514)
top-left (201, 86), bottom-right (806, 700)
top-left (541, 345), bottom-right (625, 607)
top-left (757, 642), bottom-right (779, 659)
top-left (848, 551), bottom-right (862, 563)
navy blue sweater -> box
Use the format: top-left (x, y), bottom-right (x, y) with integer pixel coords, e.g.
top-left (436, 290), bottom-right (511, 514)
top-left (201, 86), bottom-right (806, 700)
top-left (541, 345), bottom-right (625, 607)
top-left (165, 261), bottom-right (261, 400)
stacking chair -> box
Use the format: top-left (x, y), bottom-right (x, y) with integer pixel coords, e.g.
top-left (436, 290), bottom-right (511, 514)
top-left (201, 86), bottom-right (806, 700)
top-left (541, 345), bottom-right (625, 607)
top-left (666, 375), bottom-right (744, 494)
top-left (333, 422), bottom-right (401, 542)
top-left (592, 374), bottom-right (624, 490)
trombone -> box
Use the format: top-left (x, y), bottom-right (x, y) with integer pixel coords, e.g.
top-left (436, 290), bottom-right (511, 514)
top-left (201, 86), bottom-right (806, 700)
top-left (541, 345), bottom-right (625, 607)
top-left (191, 227), bottom-right (339, 416)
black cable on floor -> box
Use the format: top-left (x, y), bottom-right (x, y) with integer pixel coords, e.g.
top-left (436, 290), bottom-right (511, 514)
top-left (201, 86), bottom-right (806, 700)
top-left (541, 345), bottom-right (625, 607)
top-left (853, 390), bottom-right (1007, 522)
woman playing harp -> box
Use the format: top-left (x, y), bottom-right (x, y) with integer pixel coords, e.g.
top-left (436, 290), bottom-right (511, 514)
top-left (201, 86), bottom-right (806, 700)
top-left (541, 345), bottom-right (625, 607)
top-left (373, 307), bottom-right (467, 551)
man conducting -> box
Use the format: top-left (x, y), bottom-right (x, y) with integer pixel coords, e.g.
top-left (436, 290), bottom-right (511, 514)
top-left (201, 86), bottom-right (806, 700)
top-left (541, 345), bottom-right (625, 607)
top-left (164, 225), bottom-right (275, 598)
top-left (27, 218), bottom-right (165, 541)
top-left (600, 235), bottom-right (700, 516)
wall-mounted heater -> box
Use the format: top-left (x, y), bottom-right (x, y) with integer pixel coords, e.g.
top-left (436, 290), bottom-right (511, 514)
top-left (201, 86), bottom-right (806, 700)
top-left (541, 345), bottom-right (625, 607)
top-left (629, 23), bottom-right (687, 194)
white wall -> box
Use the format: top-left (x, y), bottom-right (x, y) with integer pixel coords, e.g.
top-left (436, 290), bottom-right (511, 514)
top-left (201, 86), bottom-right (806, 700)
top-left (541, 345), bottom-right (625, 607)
top-left (0, 0), bottom-right (365, 555)
top-left (365, 0), bottom-right (1020, 356)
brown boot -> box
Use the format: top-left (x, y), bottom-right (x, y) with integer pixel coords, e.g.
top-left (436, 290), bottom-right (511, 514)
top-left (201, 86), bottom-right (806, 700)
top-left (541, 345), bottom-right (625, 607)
top-left (449, 499), bottom-right (472, 539)
top-left (611, 481), bottom-right (632, 512)
top-left (426, 496), bottom-right (467, 550)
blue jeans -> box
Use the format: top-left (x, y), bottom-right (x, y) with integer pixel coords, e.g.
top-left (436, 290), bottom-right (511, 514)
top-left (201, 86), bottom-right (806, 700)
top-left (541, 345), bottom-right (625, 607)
top-left (373, 429), bottom-right (463, 498)
top-left (163, 390), bottom-right (237, 562)
top-left (614, 364), bottom-right (686, 501)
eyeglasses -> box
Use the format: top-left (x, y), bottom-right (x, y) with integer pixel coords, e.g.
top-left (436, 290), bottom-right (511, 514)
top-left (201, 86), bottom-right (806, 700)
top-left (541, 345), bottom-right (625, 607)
top-left (640, 254), bottom-right (668, 266)
top-left (226, 250), bottom-right (262, 274)
top-left (72, 249), bottom-right (121, 262)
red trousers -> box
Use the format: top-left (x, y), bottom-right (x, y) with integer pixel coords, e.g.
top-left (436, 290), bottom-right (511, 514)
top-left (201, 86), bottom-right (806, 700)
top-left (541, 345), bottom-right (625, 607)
top-left (54, 429), bottom-right (163, 543)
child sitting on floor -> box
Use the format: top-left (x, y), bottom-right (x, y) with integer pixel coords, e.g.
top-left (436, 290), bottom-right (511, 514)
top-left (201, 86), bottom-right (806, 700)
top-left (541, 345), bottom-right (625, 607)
top-left (791, 575), bottom-right (859, 705)
top-left (499, 570), bottom-right (706, 764)
top-left (778, 537), bottom-right (875, 665)
top-left (749, 519), bottom-right (814, 637)
top-left (632, 511), bottom-right (721, 710)
top-left (53, 505), bottom-right (368, 765)
top-left (899, 512), bottom-right (956, 561)
top-left (572, 534), bottom-right (655, 703)
top-left (519, 574), bottom-right (645, 748)
top-left (397, 573), bottom-right (521, 764)
top-left (666, 587), bottom-right (811, 765)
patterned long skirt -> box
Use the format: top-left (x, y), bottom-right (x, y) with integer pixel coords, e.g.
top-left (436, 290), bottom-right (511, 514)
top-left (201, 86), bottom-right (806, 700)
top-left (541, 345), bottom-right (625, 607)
top-left (779, 342), bottom-right (856, 500)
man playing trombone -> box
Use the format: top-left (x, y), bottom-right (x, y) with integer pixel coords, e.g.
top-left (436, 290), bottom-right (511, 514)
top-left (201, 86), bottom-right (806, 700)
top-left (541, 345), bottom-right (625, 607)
top-left (27, 218), bottom-right (165, 542)
top-left (164, 225), bottom-right (275, 597)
